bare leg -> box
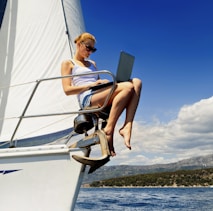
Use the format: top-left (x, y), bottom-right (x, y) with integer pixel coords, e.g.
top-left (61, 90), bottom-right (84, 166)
top-left (119, 78), bottom-right (142, 149)
top-left (104, 88), bottom-right (133, 156)
top-left (91, 82), bottom-right (134, 156)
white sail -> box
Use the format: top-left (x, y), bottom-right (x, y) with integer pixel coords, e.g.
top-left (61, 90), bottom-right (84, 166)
top-left (0, 0), bottom-right (84, 143)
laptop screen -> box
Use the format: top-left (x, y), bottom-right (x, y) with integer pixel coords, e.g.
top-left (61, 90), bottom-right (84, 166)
top-left (116, 51), bottom-right (135, 82)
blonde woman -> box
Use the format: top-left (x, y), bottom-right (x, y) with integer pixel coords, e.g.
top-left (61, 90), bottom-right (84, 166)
top-left (61, 32), bottom-right (142, 156)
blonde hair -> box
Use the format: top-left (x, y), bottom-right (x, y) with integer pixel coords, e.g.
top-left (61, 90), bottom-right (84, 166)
top-left (74, 32), bottom-right (96, 44)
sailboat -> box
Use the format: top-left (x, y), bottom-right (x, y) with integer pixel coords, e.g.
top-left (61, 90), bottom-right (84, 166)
top-left (0, 0), bottom-right (114, 210)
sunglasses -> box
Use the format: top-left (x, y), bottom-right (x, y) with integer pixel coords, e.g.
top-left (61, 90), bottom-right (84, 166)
top-left (81, 42), bottom-right (97, 53)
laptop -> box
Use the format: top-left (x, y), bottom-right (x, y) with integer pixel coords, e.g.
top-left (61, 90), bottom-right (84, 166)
top-left (116, 51), bottom-right (135, 82)
top-left (91, 51), bottom-right (135, 91)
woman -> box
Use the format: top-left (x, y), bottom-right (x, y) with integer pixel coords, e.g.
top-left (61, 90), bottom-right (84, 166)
top-left (61, 32), bottom-right (142, 156)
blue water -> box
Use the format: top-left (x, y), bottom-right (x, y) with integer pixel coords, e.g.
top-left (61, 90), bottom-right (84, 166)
top-left (75, 187), bottom-right (213, 210)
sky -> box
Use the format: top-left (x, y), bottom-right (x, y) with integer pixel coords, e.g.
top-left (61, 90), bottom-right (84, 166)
top-left (80, 0), bottom-right (213, 166)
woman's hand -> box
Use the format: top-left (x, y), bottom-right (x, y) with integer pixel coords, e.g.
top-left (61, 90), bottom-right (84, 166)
top-left (94, 79), bottom-right (110, 86)
top-left (88, 79), bottom-right (112, 91)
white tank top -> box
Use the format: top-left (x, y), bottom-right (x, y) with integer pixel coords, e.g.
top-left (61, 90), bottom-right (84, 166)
top-left (71, 60), bottom-right (98, 86)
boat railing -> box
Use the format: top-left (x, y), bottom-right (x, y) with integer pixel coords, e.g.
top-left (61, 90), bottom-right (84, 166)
top-left (10, 70), bottom-right (116, 146)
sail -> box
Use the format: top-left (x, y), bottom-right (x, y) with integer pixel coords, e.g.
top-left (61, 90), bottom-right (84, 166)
top-left (0, 0), bottom-right (85, 143)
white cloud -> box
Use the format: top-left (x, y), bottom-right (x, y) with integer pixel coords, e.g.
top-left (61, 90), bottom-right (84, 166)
top-left (176, 97), bottom-right (213, 133)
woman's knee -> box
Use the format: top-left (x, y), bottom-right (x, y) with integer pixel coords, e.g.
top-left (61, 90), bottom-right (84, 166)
top-left (132, 78), bottom-right (142, 86)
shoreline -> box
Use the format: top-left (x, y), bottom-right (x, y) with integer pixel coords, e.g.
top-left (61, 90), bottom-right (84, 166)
top-left (82, 184), bottom-right (213, 188)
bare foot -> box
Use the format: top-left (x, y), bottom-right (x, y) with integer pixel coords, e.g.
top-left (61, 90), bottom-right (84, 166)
top-left (119, 126), bottom-right (132, 150)
top-left (103, 130), bottom-right (116, 156)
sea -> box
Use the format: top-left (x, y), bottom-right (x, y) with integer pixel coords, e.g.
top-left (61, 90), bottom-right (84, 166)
top-left (75, 187), bottom-right (213, 211)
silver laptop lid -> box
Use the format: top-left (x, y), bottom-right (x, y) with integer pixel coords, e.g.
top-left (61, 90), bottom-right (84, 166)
top-left (116, 51), bottom-right (135, 82)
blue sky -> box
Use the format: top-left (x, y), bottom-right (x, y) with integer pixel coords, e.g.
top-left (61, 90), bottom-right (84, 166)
top-left (81, 0), bottom-right (213, 165)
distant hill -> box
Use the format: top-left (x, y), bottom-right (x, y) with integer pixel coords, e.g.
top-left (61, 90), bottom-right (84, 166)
top-left (83, 154), bottom-right (213, 184)
top-left (90, 168), bottom-right (213, 187)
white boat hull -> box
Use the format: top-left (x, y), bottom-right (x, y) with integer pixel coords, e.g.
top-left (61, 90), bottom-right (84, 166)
top-left (0, 145), bottom-right (87, 211)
